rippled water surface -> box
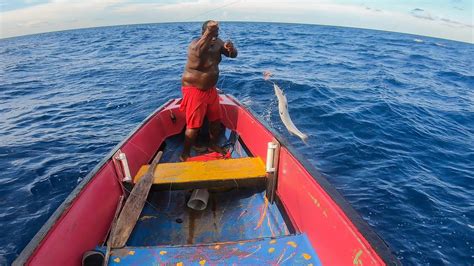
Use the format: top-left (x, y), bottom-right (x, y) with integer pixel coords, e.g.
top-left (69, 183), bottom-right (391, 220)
top-left (1, 22), bottom-right (473, 265)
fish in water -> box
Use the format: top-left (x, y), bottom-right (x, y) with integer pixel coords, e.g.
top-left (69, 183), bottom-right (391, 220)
top-left (273, 83), bottom-right (308, 142)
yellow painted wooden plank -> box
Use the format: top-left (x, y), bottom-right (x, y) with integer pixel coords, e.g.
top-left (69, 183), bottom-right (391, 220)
top-left (133, 157), bottom-right (266, 184)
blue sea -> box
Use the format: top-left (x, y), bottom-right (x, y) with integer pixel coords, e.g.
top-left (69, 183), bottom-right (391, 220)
top-left (0, 22), bottom-right (473, 265)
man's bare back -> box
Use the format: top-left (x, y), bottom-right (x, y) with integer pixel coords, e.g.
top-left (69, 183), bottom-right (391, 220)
top-left (182, 21), bottom-right (237, 90)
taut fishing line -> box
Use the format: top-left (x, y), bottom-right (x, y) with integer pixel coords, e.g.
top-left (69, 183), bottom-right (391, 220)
top-left (185, 0), bottom-right (241, 22)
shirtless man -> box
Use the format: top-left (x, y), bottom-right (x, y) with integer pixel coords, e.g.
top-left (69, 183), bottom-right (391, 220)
top-left (179, 20), bottom-right (238, 161)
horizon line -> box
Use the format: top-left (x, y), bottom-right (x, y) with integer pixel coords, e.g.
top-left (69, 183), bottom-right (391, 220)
top-left (1, 20), bottom-right (473, 45)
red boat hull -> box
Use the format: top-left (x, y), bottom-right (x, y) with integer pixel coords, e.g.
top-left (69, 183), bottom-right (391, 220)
top-left (14, 95), bottom-right (398, 265)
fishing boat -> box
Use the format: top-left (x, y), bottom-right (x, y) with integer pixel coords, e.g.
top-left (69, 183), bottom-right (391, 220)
top-left (14, 94), bottom-right (399, 265)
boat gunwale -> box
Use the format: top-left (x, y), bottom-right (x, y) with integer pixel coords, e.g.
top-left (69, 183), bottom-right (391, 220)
top-left (226, 94), bottom-right (400, 265)
top-left (13, 99), bottom-right (176, 266)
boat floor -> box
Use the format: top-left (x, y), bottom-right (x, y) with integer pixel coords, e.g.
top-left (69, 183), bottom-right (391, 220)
top-left (128, 188), bottom-right (288, 246)
top-left (128, 129), bottom-right (289, 246)
top-left (104, 234), bottom-right (321, 265)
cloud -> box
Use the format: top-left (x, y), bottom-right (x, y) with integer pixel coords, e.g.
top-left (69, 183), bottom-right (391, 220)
top-left (364, 6), bottom-right (382, 13)
top-left (0, 0), bottom-right (473, 43)
top-left (409, 7), bottom-right (472, 29)
top-left (24, 0), bottom-right (46, 3)
top-left (410, 8), bottom-right (435, 21)
top-left (440, 17), bottom-right (473, 28)
top-left (1, 0), bottom-right (126, 33)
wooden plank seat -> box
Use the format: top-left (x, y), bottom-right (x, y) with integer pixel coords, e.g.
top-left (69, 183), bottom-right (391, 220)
top-left (133, 157), bottom-right (266, 190)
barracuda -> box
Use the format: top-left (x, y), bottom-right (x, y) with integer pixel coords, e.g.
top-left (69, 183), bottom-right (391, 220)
top-left (273, 83), bottom-right (308, 142)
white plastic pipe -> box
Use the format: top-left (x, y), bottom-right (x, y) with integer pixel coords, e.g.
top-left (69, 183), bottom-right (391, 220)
top-left (187, 189), bottom-right (209, 211)
top-left (116, 152), bottom-right (132, 182)
top-left (266, 142), bottom-right (277, 173)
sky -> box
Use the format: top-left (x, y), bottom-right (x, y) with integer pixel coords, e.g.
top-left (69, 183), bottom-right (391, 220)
top-left (0, 0), bottom-right (473, 43)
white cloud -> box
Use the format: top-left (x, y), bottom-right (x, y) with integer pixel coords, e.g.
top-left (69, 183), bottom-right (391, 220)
top-left (0, 0), bottom-right (473, 43)
top-left (411, 8), bottom-right (435, 21)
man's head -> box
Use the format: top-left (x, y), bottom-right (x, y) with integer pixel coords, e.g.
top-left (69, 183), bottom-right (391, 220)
top-left (202, 20), bottom-right (219, 38)
top-left (202, 20), bottom-right (211, 34)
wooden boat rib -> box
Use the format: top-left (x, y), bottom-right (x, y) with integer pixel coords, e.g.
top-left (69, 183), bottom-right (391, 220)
top-left (14, 94), bottom-right (399, 265)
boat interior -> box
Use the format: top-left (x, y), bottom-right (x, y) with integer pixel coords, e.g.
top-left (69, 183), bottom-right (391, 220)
top-left (98, 125), bottom-right (320, 265)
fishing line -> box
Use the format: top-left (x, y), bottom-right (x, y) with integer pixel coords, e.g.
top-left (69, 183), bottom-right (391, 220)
top-left (117, 141), bottom-right (176, 213)
top-left (185, 0), bottom-right (241, 22)
top-left (117, 178), bottom-right (161, 213)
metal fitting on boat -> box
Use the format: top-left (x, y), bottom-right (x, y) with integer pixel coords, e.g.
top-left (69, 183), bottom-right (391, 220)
top-left (115, 151), bottom-right (132, 182)
top-left (266, 142), bottom-right (278, 173)
top-left (187, 189), bottom-right (209, 211)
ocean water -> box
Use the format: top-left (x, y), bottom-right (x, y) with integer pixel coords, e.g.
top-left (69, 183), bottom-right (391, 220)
top-left (0, 22), bottom-right (473, 265)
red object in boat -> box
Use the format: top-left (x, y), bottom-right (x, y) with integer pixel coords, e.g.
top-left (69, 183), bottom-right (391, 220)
top-left (14, 94), bottom-right (399, 266)
top-left (186, 151), bottom-right (231, 162)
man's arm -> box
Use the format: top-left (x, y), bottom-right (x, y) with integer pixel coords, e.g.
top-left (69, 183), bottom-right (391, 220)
top-left (222, 40), bottom-right (238, 58)
top-left (192, 21), bottom-right (218, 55)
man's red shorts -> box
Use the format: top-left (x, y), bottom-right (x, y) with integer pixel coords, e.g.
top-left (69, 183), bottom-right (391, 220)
top-left (179, 86), bottom-right (221, 129)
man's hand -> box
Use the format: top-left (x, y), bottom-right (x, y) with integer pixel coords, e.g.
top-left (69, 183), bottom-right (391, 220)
top-left (223, 40), bottom-right (237, 58)
top-left (224, 40), bottom-right (234, 52)
top-left (206, 20), bottom-right (219, 34)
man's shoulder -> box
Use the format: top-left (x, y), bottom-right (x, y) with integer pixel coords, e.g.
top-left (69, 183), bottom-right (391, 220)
top-left (217, 38), bottom-right (225, 46)
top-left (189, 38), bottom-right (198, 45)
top-left (187, 39), bottom-right (197, 52)
top-left (189, 36), bottom-right (202, 43)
